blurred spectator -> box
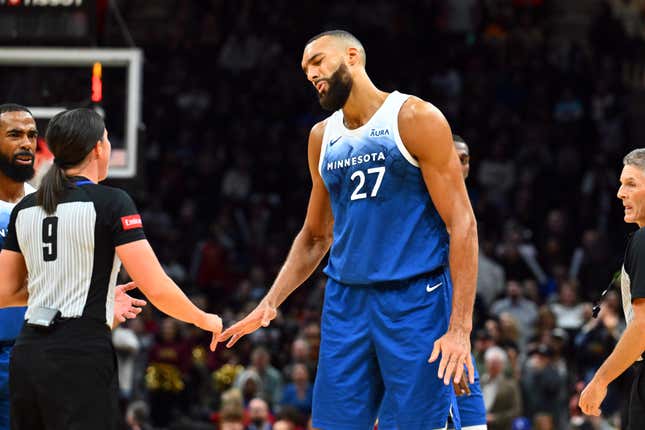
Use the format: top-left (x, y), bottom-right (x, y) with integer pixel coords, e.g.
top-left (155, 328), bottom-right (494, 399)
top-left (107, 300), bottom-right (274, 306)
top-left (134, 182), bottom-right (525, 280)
top-left (272, 419), bottom-right (295, 430)
top-left (476, 240), bottom-right (507, 307)
top-left (211, 388), bottom-right (247, 428)
top-left (147, 318), bottom-right (191, 426)
top-left (491, 280), bottom-right (539, 344)
top-left (235, 368), bottom-right (264, 406)
top-left (114, 320), bottom-right (141, 402)
top-left (481, 347), bottom-right (522, 430)
top-left (283, 337), bottom-right (316, 383)
top-left (126, 400), bottom-right (155, 430)
top-left (236, 346), bottom-right (284, 409)
top-left (521, 344), bottom-right (567, 429)
top-left (247, 398), bottom-right (273, 430)
top-left (553, 88), bottom-right (584, 123)
top-left (280, 364), bottom-right (313, 418)
top-left (549, 281), bottom-right (587, 331)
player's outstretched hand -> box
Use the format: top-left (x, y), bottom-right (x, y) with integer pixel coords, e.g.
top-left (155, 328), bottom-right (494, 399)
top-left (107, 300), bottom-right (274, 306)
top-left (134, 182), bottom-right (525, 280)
top-left (429, 327), bottom-right (475, 386)
top-left (114, 282), bottom-right (147, 323)
top-left (196, 313), bottom-right (223, 352)
top-left (578, 379), bottom-right (606, 417)
top-left (218, 300), bottom-right (277, 348)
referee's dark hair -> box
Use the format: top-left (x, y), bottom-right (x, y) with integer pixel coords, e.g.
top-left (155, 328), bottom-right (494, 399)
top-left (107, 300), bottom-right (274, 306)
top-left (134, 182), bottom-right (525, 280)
top-left (38, 108), bottom-right (105, 214)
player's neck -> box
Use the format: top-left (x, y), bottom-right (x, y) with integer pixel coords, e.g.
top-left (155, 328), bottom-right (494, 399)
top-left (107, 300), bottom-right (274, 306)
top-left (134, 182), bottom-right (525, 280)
top-left (0, 173), bottom-right (25, 203)
top-left (341, 77), bottom-right (388, 130)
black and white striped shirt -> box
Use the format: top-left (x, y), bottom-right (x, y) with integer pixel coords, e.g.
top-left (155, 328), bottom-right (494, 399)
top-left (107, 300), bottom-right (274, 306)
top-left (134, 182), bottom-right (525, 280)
top-left (4, 177), bottom-right (145, 326)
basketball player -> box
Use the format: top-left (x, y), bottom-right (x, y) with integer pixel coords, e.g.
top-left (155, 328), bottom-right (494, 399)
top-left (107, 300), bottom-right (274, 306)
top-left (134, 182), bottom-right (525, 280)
top-left (579, 149), bottom-right (645, 428)
top-left (219, 31), bottom-right (478, 430)
top-left (453, 134), bottom-right (470, 179)
top-left (378, 135), bottom-right (486, 430)
top-left (0, 104), bottom-right (145, 429)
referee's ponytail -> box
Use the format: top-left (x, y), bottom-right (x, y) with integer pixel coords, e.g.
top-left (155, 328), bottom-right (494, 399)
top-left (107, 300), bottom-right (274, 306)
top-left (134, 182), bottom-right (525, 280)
top-left (37, 109), bottom-right (105, 214)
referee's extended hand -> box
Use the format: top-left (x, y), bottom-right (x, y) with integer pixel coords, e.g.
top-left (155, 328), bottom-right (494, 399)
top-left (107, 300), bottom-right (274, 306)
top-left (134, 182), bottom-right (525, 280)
top-left (197, 313), bottom-right (223, 352)
top-left (217, 300), bottom-right (278, 348)
top-left (429, 326), bottom-right (475, 386)
top-left (114, 282), bottom-right (147, 323)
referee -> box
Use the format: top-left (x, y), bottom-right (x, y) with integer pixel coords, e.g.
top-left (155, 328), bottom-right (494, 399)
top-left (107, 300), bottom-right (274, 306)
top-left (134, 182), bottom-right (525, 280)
top-left (0, 108), bottom-right (222, 430)
top-left (579, 148), bottom-right (645, 428)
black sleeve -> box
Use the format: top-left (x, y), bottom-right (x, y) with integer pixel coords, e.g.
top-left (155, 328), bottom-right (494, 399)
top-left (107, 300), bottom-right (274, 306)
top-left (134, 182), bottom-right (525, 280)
top-left (108, 189), bottom-right (146, 246)
top-left (3, 203), bottom-right (22, 253)
top-left (627, 228), bottom-right (645, 300)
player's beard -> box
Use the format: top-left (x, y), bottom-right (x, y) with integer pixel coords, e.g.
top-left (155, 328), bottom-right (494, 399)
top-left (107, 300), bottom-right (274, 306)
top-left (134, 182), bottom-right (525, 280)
top-left (0, 151), bottom-right (35, 182)
top-left (318, 62), bottom-right (353, 111)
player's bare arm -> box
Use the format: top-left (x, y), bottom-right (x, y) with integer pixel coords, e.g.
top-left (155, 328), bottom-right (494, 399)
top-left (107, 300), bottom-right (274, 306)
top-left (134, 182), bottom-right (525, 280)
top-left (398, 97), bottom-right (478, 385)
top-left (0, 249), bottom-right (28, 307)
top-left (117, 239), bottom-right (222, 350)
top-left (218, 120), bottom-right (334, 347)
top-left (580, 298), bottom-right (645, 415)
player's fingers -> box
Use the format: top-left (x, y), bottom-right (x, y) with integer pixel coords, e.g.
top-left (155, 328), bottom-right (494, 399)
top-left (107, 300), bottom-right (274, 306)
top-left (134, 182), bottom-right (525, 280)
top-left (428, 340), bottom-right (441, 363)
top-left (219, 323), bottom-right (244, 342)
top-left (129, 307), bottom-right (142, 315)
top-left (121, 282), bottom-right (137, 292)
top-left (210, 333), bottom-right (218, 352)
top-left (132, 298), bottom-right (147, 307)
top-left (227, 333), bottom-right (243, 348)
top-left (578, 399), bottom-right (587, 414)
top-left (124, 311), bottom-right (137, 319)
top-left (221, 316), bottom-right (260, 340)
top-left (443, 357), bottom-right (457, 385)
top-left (116, 315), bottom-right (126, 323)
top-left (466, 354), bottom-right (475, 384)
top-left (453, 360), bottom-right (465, 385)
top-left (437, 351), bottom-right (449, 380)
top-left (578, 399), bottom-right (584, 411)
top-left (261, 309), bottom-right (272, 327)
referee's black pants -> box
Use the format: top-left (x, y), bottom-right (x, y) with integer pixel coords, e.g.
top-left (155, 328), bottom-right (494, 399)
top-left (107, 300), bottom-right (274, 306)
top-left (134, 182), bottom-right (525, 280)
top-left (627, 361), bottom-right (645, 430)
top-left (9, 318), bottom-right (119, 430)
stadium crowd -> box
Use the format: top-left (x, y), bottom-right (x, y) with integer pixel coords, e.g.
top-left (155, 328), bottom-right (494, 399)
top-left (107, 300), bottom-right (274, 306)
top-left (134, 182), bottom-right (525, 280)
top-left (93, 0), bottom-right (645, 429)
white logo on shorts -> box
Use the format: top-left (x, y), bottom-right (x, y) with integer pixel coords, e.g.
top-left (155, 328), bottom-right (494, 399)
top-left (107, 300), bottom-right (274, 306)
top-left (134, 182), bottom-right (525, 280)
top-left (426, 282), bottom-right (442, 293)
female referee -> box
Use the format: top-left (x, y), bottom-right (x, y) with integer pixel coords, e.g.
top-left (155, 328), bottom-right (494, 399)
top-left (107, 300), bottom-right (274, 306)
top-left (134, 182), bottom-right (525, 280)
top-left (0, 108), bottom-right (222, 430)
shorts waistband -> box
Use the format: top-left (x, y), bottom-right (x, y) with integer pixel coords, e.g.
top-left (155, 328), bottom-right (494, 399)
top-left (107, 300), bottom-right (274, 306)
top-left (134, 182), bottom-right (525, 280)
top-left (0, 339), bottom-right (15, 348)
top-left (348, 265), bottom-right (446, 289)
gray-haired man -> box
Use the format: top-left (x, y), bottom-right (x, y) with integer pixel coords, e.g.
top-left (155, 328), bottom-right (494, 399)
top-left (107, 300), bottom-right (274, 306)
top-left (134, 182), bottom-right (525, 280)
top-left (579, 148), bottom-right (645, 429)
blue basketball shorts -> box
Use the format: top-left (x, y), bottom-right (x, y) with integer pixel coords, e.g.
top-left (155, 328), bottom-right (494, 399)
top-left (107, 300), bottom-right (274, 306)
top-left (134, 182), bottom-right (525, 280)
top-left (0, 345), bottom-right (11, 430)
top-left (312, 268), bottom-right (460, 430)
top-left (378, 353), bottom-right (487, 429)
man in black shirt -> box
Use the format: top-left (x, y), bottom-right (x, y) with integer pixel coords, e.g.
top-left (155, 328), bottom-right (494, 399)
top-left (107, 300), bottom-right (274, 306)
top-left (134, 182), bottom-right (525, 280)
top-left (579, 148), bottom-right (645, 428)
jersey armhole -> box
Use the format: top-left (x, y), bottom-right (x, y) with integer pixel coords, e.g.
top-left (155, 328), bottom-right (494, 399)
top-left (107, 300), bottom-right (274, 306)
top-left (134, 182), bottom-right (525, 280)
top-left (318, 117), bottom-right (332, 175)
top-left (393, 95), bottom-right (420, 168)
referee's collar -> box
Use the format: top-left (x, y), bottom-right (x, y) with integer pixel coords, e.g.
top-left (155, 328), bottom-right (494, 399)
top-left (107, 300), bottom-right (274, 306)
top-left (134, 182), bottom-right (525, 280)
top-left (69, 176), bottom-right (95, 186)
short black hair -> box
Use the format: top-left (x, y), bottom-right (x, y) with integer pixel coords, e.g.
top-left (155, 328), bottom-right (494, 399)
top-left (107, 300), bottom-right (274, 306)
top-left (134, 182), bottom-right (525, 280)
top-left (0, 103), bottom-right (32, 117)
top-left (0, 104), bottom-right (33, 126)
top-left (306, 30), bottom-right (366, 65)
